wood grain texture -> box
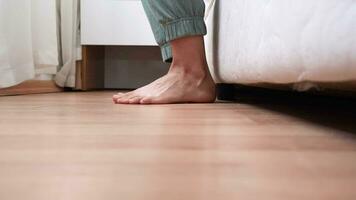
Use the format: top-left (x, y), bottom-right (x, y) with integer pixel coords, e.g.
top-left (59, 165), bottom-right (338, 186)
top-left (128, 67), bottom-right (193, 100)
top-left (0, 91), bottom-right (355, 200)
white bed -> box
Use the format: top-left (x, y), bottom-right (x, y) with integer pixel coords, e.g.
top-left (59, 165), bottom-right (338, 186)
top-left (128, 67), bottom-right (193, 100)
top-left (205, 0), bottom-right (356, 91)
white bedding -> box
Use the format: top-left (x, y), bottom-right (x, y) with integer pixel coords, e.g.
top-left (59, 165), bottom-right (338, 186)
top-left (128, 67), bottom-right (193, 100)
top-left (205, 0), bottom-right (356, 87)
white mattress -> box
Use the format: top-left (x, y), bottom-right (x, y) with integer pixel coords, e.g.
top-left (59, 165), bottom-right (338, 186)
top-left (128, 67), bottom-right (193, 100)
top-left (205, 0), bottom-right (356, 87)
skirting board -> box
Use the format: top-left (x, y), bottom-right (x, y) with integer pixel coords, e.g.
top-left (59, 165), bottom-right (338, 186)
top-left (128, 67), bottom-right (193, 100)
top-left (0, 80), bottom-right (63, 96)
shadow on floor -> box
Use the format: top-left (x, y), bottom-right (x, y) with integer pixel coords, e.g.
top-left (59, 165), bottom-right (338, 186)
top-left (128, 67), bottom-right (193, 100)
top-left (217, 84), bottom-right (356, 135)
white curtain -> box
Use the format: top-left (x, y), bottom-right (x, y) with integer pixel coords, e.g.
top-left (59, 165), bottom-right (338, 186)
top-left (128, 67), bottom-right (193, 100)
top-left (0, 0), bottom-right (80, 89)
top-left (55, 0), bottom-right (81, 88)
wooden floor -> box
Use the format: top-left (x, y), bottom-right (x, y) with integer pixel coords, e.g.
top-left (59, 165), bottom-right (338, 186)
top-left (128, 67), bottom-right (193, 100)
top-left (0, 91), bottom-right (356, 200)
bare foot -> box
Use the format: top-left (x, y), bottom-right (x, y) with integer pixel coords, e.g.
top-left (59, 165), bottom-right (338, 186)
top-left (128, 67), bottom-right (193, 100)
top-left (112, 64), bottom-right (216, 104)
top-left (113, 36), bottom-right (215, 104)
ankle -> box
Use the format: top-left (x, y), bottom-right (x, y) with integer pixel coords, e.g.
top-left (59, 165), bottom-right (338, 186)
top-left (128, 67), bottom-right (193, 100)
top-left (169, 62), bottom-right (208, 79)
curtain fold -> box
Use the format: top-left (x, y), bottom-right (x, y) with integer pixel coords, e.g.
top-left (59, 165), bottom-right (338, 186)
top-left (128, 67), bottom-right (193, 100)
top-left (54, 0), bottom-right (81, 88)
top-left (0, 0), bottom-right (58, 88)
top-left (0, 0), bottom-right (80, 89)
top-left (0, 0), bottom-right (34, 88)
top-left (32, 0), bottom-right (59, 76)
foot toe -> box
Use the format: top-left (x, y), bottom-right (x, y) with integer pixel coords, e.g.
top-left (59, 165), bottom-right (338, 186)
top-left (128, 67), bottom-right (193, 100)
top-left (129, 97), bottom-right (142, 104)
top-left (115, 92), bottom-right (135, 103)
top-left (117, 95), bottom-right (134, 104)
top-left (113, 92), bottom-right (125, 100)
top-left (116, 99), bottom-right (129, 104)
top-left (140, 97), bottom-right (154, 104)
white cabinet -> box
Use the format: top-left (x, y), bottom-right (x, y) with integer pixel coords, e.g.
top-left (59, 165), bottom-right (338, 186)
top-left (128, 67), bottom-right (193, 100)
top-left (81, 0), bottom-right (156, 46)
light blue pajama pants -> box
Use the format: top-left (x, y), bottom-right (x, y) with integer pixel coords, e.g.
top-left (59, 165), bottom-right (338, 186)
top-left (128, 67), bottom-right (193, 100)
top-left (141, 0), bottom-right (207, 62)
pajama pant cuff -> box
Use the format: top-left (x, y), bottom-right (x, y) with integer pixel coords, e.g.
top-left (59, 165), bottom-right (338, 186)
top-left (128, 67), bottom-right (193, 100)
top-left (160, 16), bottom-right (207, 63)
top-left (161, 43), bottom-right (173, 63)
